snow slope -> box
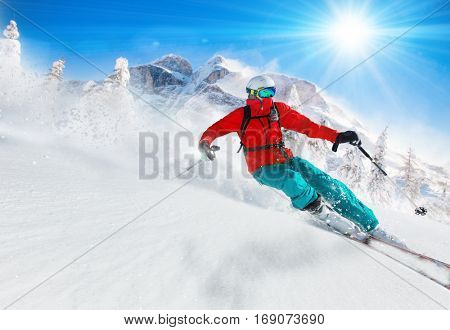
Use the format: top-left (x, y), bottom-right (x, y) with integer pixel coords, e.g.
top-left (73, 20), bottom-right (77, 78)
top-left (1, 125), bottom-right (449, 310)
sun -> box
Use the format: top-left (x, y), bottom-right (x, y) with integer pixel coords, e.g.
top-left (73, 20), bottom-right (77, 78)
top-left (327, 14), bottom-right (375, 53)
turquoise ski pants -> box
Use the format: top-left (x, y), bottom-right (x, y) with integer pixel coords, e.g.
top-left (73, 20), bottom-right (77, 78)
top-left (253, 157), bottom-right (379, 232)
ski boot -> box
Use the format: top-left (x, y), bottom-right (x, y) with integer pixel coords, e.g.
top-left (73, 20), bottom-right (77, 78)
top-left (304, 195), bottom-right (364, 239)
top-left (368, 226), bottom-right (407, 249)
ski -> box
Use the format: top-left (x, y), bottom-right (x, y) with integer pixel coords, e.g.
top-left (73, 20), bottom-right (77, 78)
top-left (366, 234), bottom-right (450, 270)
top-left (333, 229), bottom-right (450, 290)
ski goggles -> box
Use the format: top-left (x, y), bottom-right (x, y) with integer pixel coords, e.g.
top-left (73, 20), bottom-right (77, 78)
top-left (247, 86), bottom-right (276, 98)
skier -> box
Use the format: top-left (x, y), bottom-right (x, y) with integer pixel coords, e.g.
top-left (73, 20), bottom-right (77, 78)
top-left (198, 75), bottom-right (399, 243)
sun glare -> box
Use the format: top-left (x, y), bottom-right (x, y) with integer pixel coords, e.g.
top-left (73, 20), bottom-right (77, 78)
top-left (328, 14), bottom-right (374, 53)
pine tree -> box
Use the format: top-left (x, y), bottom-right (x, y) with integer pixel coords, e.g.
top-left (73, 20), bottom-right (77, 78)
top-left (47, 59), bottom-right (65, 81)
top-left (400, 148), bottom-right (421, 201)
top-left (367, 127), bottom-right (391, 205)
top-left (439, 183), bottom-right (450, 219)
top-left (441, 183), bottom-right (447, 201)
top-left (3, 20), bottom-right (19, 40)
top-left (437, 182), bottom-right (449, 213)
top-left (104, 57), bottom-right (130, 87)
top-left (428, 181), bottom-right (450, 221)
top-left (338, 146), bottom-right (364, 190)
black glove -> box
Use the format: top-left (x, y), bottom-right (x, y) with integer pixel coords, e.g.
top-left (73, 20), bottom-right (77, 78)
top-left (199, 141), bottom-right (220, 161)
top-left (332, 131), bottom-right (360, 152)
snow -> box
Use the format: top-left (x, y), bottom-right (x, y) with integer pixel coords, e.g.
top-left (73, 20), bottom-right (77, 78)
top-left (1, 128), bottom-right (449, 309)
top-left (1, 27), bottom-right (449, 309)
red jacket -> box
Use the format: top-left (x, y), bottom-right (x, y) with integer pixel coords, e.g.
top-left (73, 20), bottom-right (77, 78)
top-left (200, 98), bottom-right (338, 173)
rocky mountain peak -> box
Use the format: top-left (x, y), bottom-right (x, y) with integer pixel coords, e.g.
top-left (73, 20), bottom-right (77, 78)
top-left (206, 55), bottom-right (225, 66)
top-left (193, 55), bottom-right (230, 85)
top-left (152, 54), bottom-right (193, 76)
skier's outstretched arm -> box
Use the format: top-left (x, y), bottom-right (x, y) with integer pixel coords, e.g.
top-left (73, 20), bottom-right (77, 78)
top-left (278, 103), bottom-right (338, 142)
top-left (278, 103), bottom-right (360, 150)
top-left (199, 108), bottom-right (242, 160)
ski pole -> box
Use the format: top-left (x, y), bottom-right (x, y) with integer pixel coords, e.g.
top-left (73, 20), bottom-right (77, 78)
top-left (175, 159), bottom-right (203, 178)
top-left (356, 144), bottom-right (427, 216)
top-left (357, 145), bottom-right (387, 176)
top-left (175, 145), bottom-right (220, 178)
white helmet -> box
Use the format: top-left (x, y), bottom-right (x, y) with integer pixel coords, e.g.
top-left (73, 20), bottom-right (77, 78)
top-left (246, 74), bottom-right (275, 92)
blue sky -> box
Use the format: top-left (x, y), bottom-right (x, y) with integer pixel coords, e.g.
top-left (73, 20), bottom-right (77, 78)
top-left (1, 0), bottom-right (450, 164)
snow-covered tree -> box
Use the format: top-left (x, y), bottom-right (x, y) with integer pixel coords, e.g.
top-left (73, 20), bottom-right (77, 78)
top-left (437, 182), bottom-right (449, 214)
top-left (441, 182), bottom-right (447, 201)
top-left (47, 59), bottom-right (65, 81)
top-left (104, 57), bottom-right (130, 87)
top-left (367, 127), bottom-right (391, 205)
top-left (0, 20), bottom-right (21, 70)
top-left (427, 181), bottom-right (450, 221)
top-left (439, 183), bottom-right (450, 219)
top-left (3, 20), bottom-right (19, 40)
top-left (399, 148), bottom-right (421, 201)
top-left (338, 146), bottom-right (365, 190)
